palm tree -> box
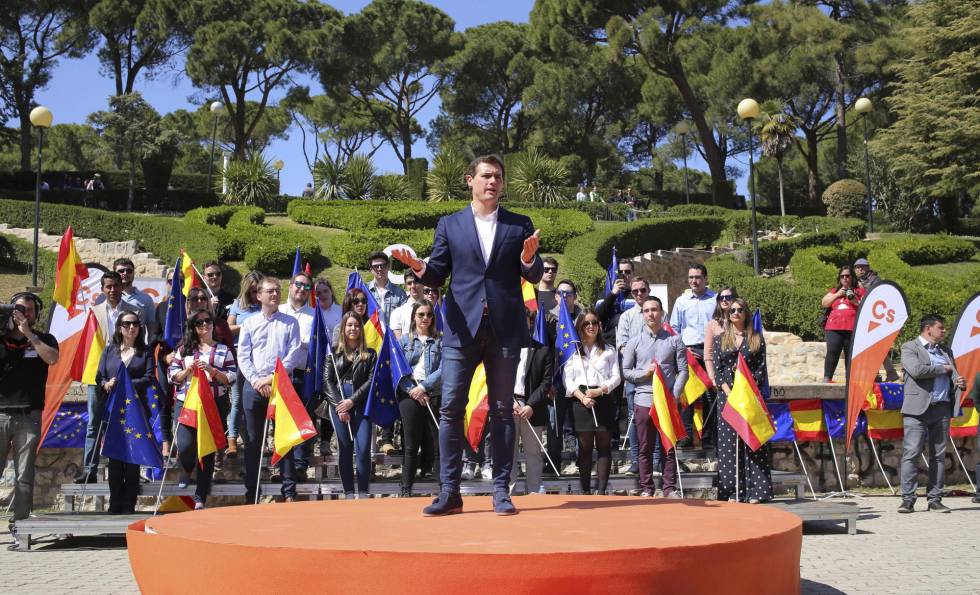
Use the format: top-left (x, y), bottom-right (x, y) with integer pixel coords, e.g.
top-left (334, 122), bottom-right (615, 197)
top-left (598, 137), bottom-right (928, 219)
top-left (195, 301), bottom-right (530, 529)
top-left (759, 113), bottom-right (796, 220)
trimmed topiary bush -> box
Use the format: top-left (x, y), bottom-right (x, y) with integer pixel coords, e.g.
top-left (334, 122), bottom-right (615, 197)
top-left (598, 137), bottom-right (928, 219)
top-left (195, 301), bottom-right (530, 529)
top-left (821, 179), bottom-right (867, 219)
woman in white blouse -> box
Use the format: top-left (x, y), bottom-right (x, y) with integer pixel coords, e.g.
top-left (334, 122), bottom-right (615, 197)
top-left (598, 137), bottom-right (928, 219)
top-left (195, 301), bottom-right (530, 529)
top-left (563, 308), bottom-right (621, 495)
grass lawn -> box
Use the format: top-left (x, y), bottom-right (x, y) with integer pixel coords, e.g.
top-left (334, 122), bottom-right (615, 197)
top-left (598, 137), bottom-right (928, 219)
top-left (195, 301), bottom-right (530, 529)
top-left (911, 252), bottom-right (980, 278)
top-left (0, 266), bottom-right (31, 298)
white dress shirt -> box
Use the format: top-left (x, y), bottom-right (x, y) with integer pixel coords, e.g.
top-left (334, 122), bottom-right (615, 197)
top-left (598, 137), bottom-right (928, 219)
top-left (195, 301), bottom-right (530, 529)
top-left (389, 298), bottom-right (418, 337)
top-left (563, 344), bottom-right (622, 397)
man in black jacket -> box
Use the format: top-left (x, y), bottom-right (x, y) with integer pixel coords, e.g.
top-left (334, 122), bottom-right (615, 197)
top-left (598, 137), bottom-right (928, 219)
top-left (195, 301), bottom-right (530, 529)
top-left (511, 309), bottom-right (554, 494)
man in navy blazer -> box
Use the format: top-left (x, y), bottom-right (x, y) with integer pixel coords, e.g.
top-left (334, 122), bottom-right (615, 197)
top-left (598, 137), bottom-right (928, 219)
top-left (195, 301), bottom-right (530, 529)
top-left (393, 154), bottom-right (543, 516)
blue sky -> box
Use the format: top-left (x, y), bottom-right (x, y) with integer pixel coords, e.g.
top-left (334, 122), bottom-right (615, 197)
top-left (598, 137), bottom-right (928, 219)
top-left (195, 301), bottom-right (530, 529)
top-left (19, 0), bottom-right (743, 197)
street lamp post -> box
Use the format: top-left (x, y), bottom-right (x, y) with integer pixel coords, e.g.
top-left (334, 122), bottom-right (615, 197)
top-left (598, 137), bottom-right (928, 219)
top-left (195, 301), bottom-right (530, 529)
top-left (206, 101), bottom-right (223, 194)
top-left (273, 159), bottom-right (284, 186)
top-left (676, 121), bottom-right (691, 204)
top-left (737, 98), bottom-right (761, 276)
top-left (29, 106), bottom-right (53, 288)
top-left (855, 97), bottom-right (874, 233)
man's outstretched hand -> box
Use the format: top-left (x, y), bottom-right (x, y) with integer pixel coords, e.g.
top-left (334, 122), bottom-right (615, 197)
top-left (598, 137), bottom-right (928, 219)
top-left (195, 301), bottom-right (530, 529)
top-left (391, 247), bottom-right (423, 272)
top-left (521, 229), bottom-right (541, 264)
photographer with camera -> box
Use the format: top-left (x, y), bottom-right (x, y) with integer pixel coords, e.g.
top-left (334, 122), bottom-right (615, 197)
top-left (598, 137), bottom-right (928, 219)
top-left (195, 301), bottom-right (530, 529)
top-left (1, 293), bottom-right (59, 550)
top-left (820, 265), bottom-right (865, 382)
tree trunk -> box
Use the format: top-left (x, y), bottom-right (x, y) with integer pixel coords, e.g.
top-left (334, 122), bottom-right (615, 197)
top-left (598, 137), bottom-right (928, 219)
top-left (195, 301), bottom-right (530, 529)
top-left (777, 159), bottom-right (786, 218)
top-left (669, 68), bottom-right (728, 206)
top-left (834, 52), bottom-right (848, 181)
top-left (127, 152), bottom-right (136, 212)
top-left (17, 110), bottom-right (32, 172)
top-left (804, 132), bottom-right (822, 208)
top-left (400, 123), bottom-right (412, 175)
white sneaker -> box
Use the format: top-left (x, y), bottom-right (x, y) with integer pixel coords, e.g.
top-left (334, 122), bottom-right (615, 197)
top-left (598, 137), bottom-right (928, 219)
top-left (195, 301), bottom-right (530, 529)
top-left (461, 463), bottom-right (476, 480)
top-left (481, 466), bottom-right (494, 480)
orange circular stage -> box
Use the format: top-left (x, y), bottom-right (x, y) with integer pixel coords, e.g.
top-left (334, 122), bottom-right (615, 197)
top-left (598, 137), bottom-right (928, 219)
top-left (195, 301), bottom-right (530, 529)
top-left (127, 496), bottom-right (801, 594)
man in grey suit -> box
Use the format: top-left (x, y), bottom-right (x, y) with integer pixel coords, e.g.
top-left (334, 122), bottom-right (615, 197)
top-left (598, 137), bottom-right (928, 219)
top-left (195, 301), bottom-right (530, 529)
top-left (898, 314), bottom-right (966, 513)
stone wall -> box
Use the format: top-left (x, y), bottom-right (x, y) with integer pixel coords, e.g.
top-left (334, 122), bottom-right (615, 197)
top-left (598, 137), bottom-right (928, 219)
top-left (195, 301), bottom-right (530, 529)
top-left (0, 224), bottom-right (167, 277)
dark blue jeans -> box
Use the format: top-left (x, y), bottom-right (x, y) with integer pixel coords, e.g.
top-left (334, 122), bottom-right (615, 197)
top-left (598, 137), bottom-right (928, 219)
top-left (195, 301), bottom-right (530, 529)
top-left (81, 384), bottom-right (104, 476)
top-left (242, 384), bottom-right (297, 500)
top-left (329, 405), bottom-right (372, 494)
top-left (439, 319), bottom-right (519, 495)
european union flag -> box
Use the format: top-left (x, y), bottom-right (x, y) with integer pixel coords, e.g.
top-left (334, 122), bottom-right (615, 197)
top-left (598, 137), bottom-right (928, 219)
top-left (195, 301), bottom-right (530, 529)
top-left (878, 382), bottom-right (904, 410)
top-left (101, 362), bottom-right (164, 468)
top-left (604, 246), bottom-right (618, 297)
top-left (532, 307), bottom-right (548, 345)
top-left (146, 381), bottom-right (167, 480)
top-left (823, 399), bottom-right (866, 439)
top-left (291, 246), bottom-right (302, 277)
top-left (364, 328), bottom-right (409, 427)
top-left (434, 296), bottom-right (446, 334)
top-left (555, 293), bottom-right (580, 372)
top-left (163, 257), bottom-right (186, 348)
top-left (303, 304), bottom-right (329, 404)
top-left (41, 402), bottom-right (87, 448)
top-left (767, 402), bottom-right (796, 443)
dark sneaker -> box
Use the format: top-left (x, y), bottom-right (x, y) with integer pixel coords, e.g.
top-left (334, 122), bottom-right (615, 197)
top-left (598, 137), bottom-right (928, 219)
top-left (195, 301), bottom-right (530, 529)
top-left (423, 492), bottom-right (463, 517)
top-left (493, 493), bottom-right (518, 516)
top-left (927, 501), bottom-right (951, 513)
top-left (897, 501), bottom-right (914, 514)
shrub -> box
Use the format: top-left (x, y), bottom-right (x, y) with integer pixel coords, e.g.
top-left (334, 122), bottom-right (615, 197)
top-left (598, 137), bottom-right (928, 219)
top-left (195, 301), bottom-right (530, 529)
top-left (326, 228), bottom-right (434, 269)
top-left (821, 179), bottom-right (867, 219)
top-left (0, 232), bottom-right (57, 329)
top-left (373, 174), bottom-right (411, 201)
top-left (406, 158), bottom-right (428, 201)
top-left (222, 153), bottom-right (278, 207)
top-left (344, 154), bottom-right (375, 201)
top-left (511, 207), bottom-right (593, 253)
top-left (509, 148), bottom-right (569, 205)
top-left (426, 149), bottom-right (468, 202)
top-left (243, 228), bottom-right (322, 275)
top-left (312, 155), bottom-right (347, 200)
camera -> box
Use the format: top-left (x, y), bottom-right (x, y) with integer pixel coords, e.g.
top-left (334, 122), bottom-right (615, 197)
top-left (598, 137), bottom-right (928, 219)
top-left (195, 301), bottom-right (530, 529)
top-left (844, 290), bottom-right (855, 300)
top-left (615, 271), bottom-right (625, 280)
top-left (0, 303), bottom-right (25, 334)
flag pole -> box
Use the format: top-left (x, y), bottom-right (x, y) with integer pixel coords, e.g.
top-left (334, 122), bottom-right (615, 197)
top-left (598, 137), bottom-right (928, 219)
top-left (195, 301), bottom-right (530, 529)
top-left (189, 262), bottom-right (216, 299)
top-left (153, 421), bottom-right (180, 516)
top-left (735, 437), bottom-right (740, 503)
top-left (327, 351), bottom-right (355, 441)
top-left (78, 419), bottom-right (107, 513)
top-left (674, 449), bottom-right (684, 497)
top-left (620, 411), bottom-right (634, 450)
top-left (825, 437), bottom-right (846, 494)
top-left (254, 414), bottom-right (271, 504)
top-left (948, 434), bottom-right (976, 493)
top-left (867, 437), bottom-right (895, 495)
top-left (792, 440), bottom-right (818, 500)
top-left (525, 417), bottom-right (561, 478)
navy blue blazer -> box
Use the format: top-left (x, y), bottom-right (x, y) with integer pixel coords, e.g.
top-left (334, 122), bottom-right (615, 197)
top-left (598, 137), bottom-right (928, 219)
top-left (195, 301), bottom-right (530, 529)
top-left (420, 206), bottom-right (543, 349)
top-left (95, 344), bottom-right (155, 398)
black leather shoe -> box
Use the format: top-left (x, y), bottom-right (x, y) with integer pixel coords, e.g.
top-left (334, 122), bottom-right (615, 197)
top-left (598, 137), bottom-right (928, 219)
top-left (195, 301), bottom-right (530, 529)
top-left (422, 492), bottom-right (463, 516)
top-left (493, 492), bottom-right (518, 516)
top-left (897, 501), bottom-right (914, 514)
top-left (927, 501), bottom-right (951, 513)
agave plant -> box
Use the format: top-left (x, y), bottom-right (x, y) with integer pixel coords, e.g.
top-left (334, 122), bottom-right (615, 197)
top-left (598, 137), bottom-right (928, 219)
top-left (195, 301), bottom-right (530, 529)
top-left (312, 155), bottom-right (348, 200)
top-left (510, 148), bottom-right (569, 205)
top-left (221, 152), bottom-right (278, 207)
top-left (426, 148), bottom-right (468, 202)
top-left (373, 174), bottom-right (411, 201)
top-left (344, 154), bottom-right (376, 200)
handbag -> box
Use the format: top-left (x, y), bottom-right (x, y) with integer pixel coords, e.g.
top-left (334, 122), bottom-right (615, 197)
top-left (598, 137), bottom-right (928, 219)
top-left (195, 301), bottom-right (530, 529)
top-left (815, 307), bottom-right (831, 330)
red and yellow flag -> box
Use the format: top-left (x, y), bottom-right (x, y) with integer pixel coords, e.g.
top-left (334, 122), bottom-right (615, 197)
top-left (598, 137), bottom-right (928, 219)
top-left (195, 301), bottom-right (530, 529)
top-left (52, 226), bottom-right (89, 316)
top-left (266, 359), bottom-right (317, 464)
top-left (950, 399), bottom-right (978, 438)
top-left (866, 409), bottom-right (904, 440)
top-left (69, 310), bottom-right (105, 385)
top-left (720, 353), bottom-right (775, 451)
top-left (650, 362), bottom-right (687, 450)
top-left (180, 248), bottom-right (200, 298)
top-left (464, 362), bottom-right (490, 451)
top-left (521, 278), bottom-right (538, 312)
top-left (789, 399), bottom-right (827, 442)
top-left (683, 349), bottom-right (712, 406)
top-left (156, 495), bottom-right (196, 513)
top-left (178, 368), bottom-right (228, 463)
top-left (692, 400), bottom-right (705, 439)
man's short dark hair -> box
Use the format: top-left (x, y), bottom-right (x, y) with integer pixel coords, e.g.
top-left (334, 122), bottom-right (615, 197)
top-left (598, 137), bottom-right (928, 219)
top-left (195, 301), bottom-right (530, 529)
top-left (618, 260), bottom-right (634, 272)
top-left (630, 276), bottom-right (650, 289)
top-left (291, 272), bottom-right (312, 284)
top-left (919, 314), bottom-right (946, 332)
top-left (112, 257), bottom-right (135, 270)
top-left (641, 296), bottom-right (663, 309)
top-left (203, 260), bottom-right (222, 271)
top-left (542, 256), bottom-right (559, 268)
top-left (367, 251), bottom-right (389, 266)
top-left (403, 269), bottom-right (420, 283)
top-left (556, 279), bottom-right (577, 294)
top-left (466, 154), bottom-right (505, 179)
top-left (688, 263), bottom-right (708, 277)
top-left (100, 271), bottom-right (122, 287)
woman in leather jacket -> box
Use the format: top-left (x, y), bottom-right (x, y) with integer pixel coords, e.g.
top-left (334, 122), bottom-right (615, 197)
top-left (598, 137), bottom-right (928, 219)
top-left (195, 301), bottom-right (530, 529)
top-left (323, 311), bottom-right (377, 497)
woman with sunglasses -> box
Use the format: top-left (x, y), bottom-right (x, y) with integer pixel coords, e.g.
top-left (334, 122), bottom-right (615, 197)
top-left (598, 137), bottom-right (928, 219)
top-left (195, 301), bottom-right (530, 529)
top-left (167, 309), bottom-right (237, 508)
top-left (187, 287), bottom-right (235, 349)
top-left (226, 271), bottom-right (264, 456)
top-left (397, 300), bottom-right (442, 497)
top-left (562, 309), bottom-right (621, 495)
top-left (323, 311), bottom-right (377, 497)
top-left (820, 265), bottom-right (865, 382)
top-left (712, 298), bottom-right (772, 503)
top-left (95, 311), bottom-right (154, 514)
top-left (342, 287), bottom-right (370, 320)
top-left (704, 286), bottom-right (738, 386)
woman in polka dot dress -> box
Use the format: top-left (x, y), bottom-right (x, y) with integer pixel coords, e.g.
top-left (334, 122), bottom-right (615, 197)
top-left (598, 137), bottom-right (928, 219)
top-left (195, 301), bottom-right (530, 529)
top-left (712, 298), bottom-right (773, 503)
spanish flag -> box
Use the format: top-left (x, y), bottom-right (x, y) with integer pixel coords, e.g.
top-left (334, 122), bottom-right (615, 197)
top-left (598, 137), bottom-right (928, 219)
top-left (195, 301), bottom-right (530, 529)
top-left (52, 226), bottom-right (88, 316)
top-left (683, 349), bottom-right (712, 406)
top-left (866, 409), bottom-right (904, 440)
top-left (69, 310), bottom-right (104, 385)
top-left (950, 399), bottom-right (978, 438)
top-left (692, 400), bottom-right (705, 439)
top-left (650, 362), bottom-right (687, 450)
top-left (266, 359), bottom-right (317, 465)
top-left (789, 399), bottom-right (827, 442)
top-left (521, 278), bottom-right (538, 311)
top-left (177, 368), bottom-right (228, 463)
top-left (180, 248), bottom-right (200, 298)
top-left (464, 362), bottom-right (490, 451)
top-left (720, 352), bottom-right (775, 451)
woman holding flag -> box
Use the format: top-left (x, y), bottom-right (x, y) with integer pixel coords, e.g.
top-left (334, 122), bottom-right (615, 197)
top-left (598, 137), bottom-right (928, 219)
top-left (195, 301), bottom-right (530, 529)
top-left (323, 311), bottom-right (377, 498)
top-left (95, 311), bottom-right (155, 514)
top-left (397, 300), bottom-right (443, 497)
top-left (712, 298), bottom-right (773, 503)
top-left (703, 286), bottom-right (738, 386)
top-left (563, 309), bottom-right (621, 495)
top-left (168, 309), bottom-right (237, 508)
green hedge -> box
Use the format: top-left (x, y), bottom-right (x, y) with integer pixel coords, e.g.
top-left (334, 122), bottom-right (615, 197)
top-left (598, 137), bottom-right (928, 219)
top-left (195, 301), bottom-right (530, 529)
top-left (2, 188), bottom-right (218, 213)
top-left (564, 216), bottom-right (728, 304)
top-left (0, 232), bottom-right (57, 330)
top-left (326, 228), bottom-right (434, 270)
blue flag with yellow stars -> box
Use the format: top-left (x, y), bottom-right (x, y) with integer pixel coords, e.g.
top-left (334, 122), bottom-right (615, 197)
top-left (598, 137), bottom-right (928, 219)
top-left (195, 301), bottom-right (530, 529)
top-left (101, 362), bottom-right (164, 468)
top-left (766, 402), bottom-right (796, 443)
top-left (532, 307), bottom-right (548, 346)
top-left (163, 257), bottom-right (186, 348)
top-left (364, 328), bottom-right (409, 427)
top-left (41, 402), bottom-right (87, 448)
top-left (555, 292), bottom-right (580, 372)
top-left (303, 303), bottom-right (329, 404)
top-left (292, 246), bottom-right (302, 278)
top-left (145, 381), bottom-right (167, 480)
top-left (823, 399), bottom-right (866, 439)
top-left (434, 295), bottom-right (446, 334)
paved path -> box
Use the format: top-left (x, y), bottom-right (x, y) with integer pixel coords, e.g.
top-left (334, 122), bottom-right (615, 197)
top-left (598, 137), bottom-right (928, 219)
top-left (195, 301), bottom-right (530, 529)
top-left (2, 496), bottom-right (978, 594)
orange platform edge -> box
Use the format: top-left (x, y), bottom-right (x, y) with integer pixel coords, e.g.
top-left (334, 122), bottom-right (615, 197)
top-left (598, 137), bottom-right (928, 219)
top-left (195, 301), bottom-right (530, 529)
top-left (127, 496), bottom-right (801, 595)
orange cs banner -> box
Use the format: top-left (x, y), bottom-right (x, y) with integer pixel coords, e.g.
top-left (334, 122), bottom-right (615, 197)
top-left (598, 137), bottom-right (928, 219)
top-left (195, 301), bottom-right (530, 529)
top-left (950, 291), bottom-right (980, 403)
top-left (845, 281), bottom-right (909, 451)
